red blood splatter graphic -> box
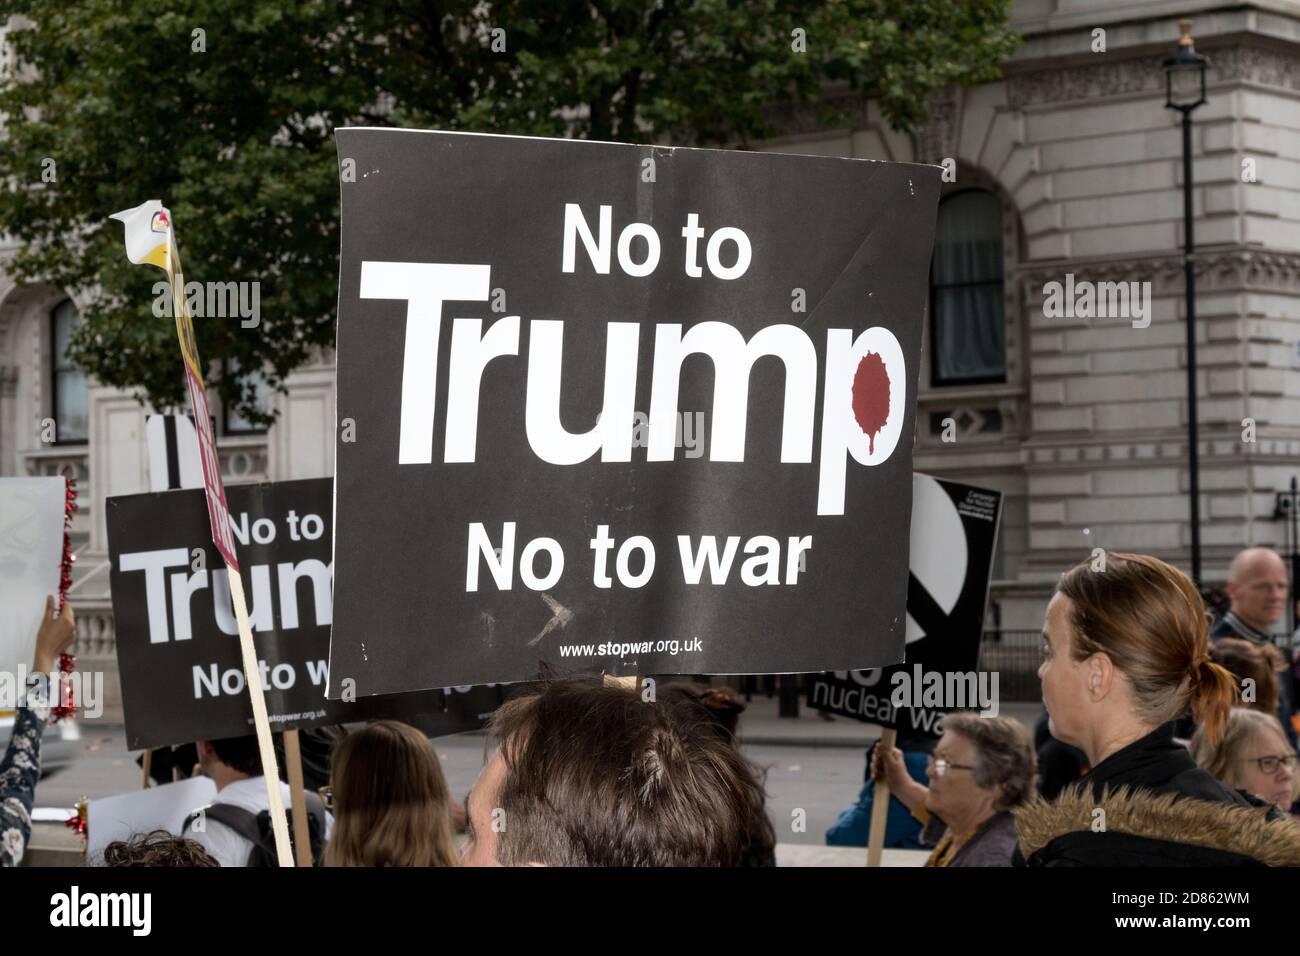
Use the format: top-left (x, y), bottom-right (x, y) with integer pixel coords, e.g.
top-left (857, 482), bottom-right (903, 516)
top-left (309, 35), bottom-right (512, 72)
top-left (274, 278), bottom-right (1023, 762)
top-left (851, 351), bottom-right (891, 454)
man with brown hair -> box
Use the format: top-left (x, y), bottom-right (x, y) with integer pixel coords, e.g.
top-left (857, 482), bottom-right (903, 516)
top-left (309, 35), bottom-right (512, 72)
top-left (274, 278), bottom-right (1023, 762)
top-left (101, 829), bottom-right (218, 867)
top-left (460, 678), bottom-right (770, 867)
top-left (183, 734), bottom-right (331, 866)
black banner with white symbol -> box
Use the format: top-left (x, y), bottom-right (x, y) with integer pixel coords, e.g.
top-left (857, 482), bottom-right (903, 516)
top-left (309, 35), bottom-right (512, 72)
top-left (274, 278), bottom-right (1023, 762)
top-left (107, 478), bottom-right (503, 749)
top-left (329, 128), bottom-right (941, 695)
top-left (807, 475), bottom-right (1003, 738)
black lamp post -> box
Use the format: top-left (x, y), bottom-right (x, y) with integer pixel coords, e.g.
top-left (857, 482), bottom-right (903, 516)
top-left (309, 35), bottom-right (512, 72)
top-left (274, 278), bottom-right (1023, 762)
top-left (1275, 479), bottom-right (1300, 635)
top-left (1164, 19), bottom-right (1209, 586)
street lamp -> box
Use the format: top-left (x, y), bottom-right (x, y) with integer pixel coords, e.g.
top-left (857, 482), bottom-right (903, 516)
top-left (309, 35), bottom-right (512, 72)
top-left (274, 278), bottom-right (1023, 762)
top-left (1164, 19), bottom-right (1209, 586)
top-left (1274, 478), bottom-right (1300, 635)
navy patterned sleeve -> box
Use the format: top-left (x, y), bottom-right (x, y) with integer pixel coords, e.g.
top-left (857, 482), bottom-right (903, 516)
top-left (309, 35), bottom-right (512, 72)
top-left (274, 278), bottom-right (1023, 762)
top-left (1, 675), bottom-right (51, 867)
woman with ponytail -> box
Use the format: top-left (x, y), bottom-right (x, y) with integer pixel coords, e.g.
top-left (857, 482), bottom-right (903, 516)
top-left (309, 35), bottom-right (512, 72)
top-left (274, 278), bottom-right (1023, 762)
top-left (1014, 552), bottom-right (1300, 866)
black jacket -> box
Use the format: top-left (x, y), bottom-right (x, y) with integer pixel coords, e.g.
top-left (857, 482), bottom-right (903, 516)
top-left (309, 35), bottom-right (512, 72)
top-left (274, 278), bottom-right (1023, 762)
top-left (1014, 723), bottom-right (1300, 866)
top-left (1077, 722), bottom-right (1257, 806)
top-left (1034, 710), bottom-right (1089, 799)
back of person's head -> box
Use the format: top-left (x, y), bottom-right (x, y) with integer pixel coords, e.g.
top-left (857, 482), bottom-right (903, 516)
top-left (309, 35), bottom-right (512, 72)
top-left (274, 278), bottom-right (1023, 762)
top-left (654, 680), bottom-right (775, 865)
top-left (101, 829), bottom-right (218, 867)
top-left (486, 677), bottom-right (768, 866)
top-left (207, 734), bottom-right (265, 776)
top-left (657, 681), bottom-right (746, 737)
top-left (1209, 637), bottom-right (1280, 717)
top-left (942, 713), bottom-right (1037, 810)
top-left (324, 720), bottom-right (458, 867)
top-left (1057, 552), bottom-right (1237, 745)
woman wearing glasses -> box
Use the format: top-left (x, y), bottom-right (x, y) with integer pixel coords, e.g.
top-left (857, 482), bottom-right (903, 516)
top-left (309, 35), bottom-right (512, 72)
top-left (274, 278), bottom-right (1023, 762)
top-left (872, 714), bottom-right (1036, 867)
top-left (1016, 552), bottom-right (1300, 866)
top-left (1192, 709), bottom-right (1298, 813)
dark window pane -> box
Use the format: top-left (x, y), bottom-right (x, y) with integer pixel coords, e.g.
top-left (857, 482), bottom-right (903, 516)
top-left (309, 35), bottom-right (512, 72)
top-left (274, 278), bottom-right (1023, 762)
top-left (223, 359), bottom-right (270, 434)
top-left (51, 299), bottom-right (88, 442)
top-left (931, 191), bottom-right (1006, 385)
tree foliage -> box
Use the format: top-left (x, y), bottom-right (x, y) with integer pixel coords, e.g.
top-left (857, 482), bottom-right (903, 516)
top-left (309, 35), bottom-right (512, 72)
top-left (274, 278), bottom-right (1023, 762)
top-left (0, 0), bottom-right (1017, 421)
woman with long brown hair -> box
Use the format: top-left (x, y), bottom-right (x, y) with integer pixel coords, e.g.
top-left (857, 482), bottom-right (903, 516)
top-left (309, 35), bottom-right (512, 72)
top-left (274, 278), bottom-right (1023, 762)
top-left (323, 720), bottom-right (459, 867)
top-left (1016, 552), bottom-right (1300, 866)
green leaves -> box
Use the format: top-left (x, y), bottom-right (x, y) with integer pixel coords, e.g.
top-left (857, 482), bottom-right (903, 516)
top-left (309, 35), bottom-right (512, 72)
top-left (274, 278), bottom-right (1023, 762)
top-left (0, 0), bottom-right (1016, 421)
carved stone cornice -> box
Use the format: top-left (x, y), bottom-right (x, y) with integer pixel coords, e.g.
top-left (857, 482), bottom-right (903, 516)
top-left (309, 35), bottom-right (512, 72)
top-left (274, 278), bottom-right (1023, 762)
top-left (1008, 43), bottom-right (1300, 109)
top-left (1212, 44), bottom-right (1300, 91)
top-left (24, 450), bottom-right (89, 482)
top-left (1008, 55), bottom-right (1161, 109)
top-left (1023, 437), bottom-right (1300, 470)
top-left (1014, 250), bottom-right (1300, 297)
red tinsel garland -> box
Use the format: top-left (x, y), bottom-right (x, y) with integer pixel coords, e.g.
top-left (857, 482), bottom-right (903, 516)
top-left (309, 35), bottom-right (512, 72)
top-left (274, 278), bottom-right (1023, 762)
top-left (50, 477), bottom-right (78, 722)
top-left (64, 800), bottom-right (87, 837)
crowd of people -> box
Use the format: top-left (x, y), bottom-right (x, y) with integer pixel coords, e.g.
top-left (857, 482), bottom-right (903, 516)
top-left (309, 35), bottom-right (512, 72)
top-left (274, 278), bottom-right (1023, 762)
top-left (4, 546), bottom-right (1300, 867)
top-left (834, 546), bottom-right (1300, 866)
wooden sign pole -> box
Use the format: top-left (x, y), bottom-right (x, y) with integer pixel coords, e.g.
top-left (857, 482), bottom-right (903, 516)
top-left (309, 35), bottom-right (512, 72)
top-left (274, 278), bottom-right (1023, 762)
top-left (112, 203), bottom-right (293, 865)
top-left (283, 729), bottom-right (314, 867)
top-left (866, 726), bottom-right (897, 868)
top-left (169, 234), bottom-right (293, 868)
top-left (226, 569), bottom-right (295, 867)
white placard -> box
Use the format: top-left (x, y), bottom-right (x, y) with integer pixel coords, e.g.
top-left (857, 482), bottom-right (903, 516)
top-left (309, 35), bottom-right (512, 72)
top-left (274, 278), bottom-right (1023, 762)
top-left (0, 478), bottom-right (67, 679)
top-left (86, 776), bottom-right (217, 863)
top-left (31, 807), bottom-right (77, 822)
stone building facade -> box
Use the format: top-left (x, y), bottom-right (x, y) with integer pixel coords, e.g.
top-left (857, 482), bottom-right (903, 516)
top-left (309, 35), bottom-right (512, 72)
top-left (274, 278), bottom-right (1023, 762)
top-left (762, 0), bottom-right (1300, 632)
top-left (4, 0), bottom-right (1300, 718)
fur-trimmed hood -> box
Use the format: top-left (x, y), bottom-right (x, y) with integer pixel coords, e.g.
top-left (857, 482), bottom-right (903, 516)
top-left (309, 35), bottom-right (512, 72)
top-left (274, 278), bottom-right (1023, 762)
top-left (1015, 787), bottom-right (1300, 867)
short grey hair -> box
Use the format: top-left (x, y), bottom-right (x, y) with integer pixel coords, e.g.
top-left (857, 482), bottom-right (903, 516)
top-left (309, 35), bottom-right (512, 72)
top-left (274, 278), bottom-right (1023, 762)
top-left (943, 713), bottom-right (1037, 811)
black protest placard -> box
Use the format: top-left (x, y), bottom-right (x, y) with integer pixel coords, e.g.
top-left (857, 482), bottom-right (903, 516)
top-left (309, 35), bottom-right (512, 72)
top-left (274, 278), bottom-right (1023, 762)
top-left (329, 128), bottom-right (941, 696)
top-left (808, 475), bottom-right (1003, 738)
top-left (107, 478), bottom-right (502, 749)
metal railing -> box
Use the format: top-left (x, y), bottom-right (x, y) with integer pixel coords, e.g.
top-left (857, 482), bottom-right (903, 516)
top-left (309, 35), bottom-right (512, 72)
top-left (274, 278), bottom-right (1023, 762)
top-left (978, 629), bottom-right (1043, 703)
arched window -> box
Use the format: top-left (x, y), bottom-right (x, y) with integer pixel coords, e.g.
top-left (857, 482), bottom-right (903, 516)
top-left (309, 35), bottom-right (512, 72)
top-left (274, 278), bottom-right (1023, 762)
top-left (50, 298), bottom-right (88, 442)
top-left (930, 190), bottom-right (1006, 385)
